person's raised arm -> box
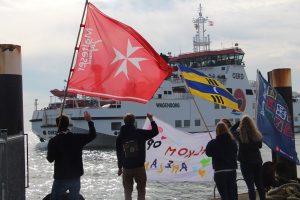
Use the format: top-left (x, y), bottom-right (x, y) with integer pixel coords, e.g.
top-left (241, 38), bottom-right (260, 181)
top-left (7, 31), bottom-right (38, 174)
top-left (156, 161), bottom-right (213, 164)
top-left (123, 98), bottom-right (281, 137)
top-left (142, 113), bottom-right (159, 140)
top-left (83, 111), bottom-right (96, 143)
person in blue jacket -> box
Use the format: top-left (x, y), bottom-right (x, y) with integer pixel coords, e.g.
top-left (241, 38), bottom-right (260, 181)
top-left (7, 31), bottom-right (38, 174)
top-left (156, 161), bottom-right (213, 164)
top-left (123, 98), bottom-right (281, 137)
top-left (206, 121), bottom-right (238, 200)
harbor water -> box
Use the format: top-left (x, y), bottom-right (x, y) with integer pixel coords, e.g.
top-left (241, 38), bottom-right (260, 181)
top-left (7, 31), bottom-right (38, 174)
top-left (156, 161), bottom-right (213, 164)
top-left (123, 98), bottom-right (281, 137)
top-left (26, 131), bottom-right (300, 200)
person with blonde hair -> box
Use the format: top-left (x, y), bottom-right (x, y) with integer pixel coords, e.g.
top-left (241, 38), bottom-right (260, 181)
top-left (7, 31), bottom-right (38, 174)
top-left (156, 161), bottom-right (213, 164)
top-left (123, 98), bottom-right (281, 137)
top-left (206, 122), bottom-right (238, 200)
top-left (238, 115), bottom-right (265, 200)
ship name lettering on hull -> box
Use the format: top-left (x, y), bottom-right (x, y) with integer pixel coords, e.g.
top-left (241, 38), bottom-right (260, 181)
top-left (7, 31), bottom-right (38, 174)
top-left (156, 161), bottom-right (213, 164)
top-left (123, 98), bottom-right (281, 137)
top-left (156, 103), bottom-right (180, 108)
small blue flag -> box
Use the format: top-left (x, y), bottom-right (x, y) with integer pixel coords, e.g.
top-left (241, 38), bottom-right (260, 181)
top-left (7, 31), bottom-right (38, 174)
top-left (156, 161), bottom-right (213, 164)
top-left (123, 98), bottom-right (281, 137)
top-left (256, 70), bottom-right (299, 164)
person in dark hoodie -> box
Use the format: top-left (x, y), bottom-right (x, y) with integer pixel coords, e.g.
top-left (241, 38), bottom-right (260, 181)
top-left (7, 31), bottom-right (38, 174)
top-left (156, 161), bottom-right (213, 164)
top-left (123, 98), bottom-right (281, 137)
top-left (47, 111), bottom-right (96, 200)
top-left (206, 122), bottom-right (238, 200)
top-left (116, 113), bottom-right (159, 200)
top-left (237, 115), bottom-right (265, 200)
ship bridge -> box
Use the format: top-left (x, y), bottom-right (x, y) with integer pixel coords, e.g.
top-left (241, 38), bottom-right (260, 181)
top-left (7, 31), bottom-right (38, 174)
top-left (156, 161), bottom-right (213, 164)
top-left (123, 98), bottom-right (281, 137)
top-left (169, 47), bottom-right (244, 68)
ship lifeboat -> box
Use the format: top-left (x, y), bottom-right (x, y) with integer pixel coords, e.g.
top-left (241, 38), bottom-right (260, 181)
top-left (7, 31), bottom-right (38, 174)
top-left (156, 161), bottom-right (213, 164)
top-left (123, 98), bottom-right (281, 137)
top-left (50, 89), bottom-right (77, 98)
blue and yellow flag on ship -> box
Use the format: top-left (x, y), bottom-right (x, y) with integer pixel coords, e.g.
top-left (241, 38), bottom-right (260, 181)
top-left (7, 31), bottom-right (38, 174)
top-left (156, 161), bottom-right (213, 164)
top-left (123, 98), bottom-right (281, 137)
top-left (179, 65), bottom-right (240, 111)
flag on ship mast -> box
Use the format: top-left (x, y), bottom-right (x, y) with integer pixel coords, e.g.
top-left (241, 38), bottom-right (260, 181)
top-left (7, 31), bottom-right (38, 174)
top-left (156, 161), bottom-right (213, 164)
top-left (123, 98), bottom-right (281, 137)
top-left (179, 65), bottom-right (240, 111)
top-left (67, 3), bottom-right (173, 103)
top-left (256, 70), bottom-right (299, 164)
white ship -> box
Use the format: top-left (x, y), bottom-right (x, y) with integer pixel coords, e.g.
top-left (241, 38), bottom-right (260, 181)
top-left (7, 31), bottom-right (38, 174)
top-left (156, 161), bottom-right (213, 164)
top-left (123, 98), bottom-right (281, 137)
top-left (30, 4), bottom-right (300, 147)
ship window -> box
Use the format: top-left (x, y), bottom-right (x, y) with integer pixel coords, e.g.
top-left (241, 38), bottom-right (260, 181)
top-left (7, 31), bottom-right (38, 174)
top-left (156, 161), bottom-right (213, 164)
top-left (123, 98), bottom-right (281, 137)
top-left (221, 66), bottom-right (226, 70)
top-left (214, 104), bottom-right (220, 109)
top-left (226, 88), bottom-right (232, 94)
top-left (221, 105), bottom-right (226, 109)
top-left (168, 91), bottom-right (172, 95)
top-left (184, 120), bottom-right (190, 127)
top-left (164, 91), bottom-right (168, 94)
top-left (246, 89), bottom-right (253, 95)
top-left (175, 120), bottom-right (182, 128)
top-left (158, 94), bottom-right (162, 99)
top-left (111, 122), bottom-right (121, 131)
top-left (215, 119), bottom-right (220, 125)
top-left (173, 86), bottom-right (186, 93)
top-left (195, 119), bottom-right (201, 126)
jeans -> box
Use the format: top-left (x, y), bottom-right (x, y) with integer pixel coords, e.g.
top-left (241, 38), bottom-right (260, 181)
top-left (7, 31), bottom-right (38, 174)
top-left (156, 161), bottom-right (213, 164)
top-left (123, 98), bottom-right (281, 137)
top-left (122, 167), bottom-right (147, 200)
top-left (214, 170), bottom-right (238, 200)
top-left (51, 178), bottom-right (81, 200)
top-left (240, 162), bottom-right (265, 200)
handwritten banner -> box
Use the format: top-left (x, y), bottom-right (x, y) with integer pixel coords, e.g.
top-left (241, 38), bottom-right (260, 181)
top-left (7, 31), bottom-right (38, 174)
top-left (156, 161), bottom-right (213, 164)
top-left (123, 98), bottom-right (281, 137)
top-left (144, 118), bottom-right (214, 182)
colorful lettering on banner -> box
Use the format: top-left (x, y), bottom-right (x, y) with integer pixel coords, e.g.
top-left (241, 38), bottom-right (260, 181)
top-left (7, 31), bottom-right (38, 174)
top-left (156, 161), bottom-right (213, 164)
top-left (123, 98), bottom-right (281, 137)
top-left (144, 117), bottom-right (214, 182)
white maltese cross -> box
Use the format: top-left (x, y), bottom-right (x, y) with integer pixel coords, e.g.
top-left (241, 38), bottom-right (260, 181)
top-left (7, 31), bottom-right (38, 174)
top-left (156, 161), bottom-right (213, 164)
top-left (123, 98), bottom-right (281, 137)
top-left (111, 39), bottom-right (147, 79)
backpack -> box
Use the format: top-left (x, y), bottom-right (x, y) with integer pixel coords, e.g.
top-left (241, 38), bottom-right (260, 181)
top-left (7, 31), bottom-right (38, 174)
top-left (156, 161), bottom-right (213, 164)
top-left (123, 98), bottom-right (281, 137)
top-left (123, 140), bottom-right (139, 158)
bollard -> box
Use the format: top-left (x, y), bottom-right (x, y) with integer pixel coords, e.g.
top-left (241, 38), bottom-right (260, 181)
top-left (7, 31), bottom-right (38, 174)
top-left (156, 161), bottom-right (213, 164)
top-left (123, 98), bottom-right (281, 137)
top-left (0, 44), bottom-right (25, 200)
top-left (269, 68), bottom-right (297, 180)
top-left (0, 44), bottom-right (23, 135)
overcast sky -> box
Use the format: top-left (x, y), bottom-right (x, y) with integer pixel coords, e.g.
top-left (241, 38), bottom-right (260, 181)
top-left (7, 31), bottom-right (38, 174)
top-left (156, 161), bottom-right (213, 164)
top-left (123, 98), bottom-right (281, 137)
top-left (1, 0), bottom-right (299, 131)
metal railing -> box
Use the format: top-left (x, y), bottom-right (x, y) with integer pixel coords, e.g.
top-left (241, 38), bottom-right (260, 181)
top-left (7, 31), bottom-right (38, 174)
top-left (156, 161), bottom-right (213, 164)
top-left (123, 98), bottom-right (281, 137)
top-left (213, 178), bottom-right (244, 198)
top-left (24, 133), bottom-right (29, 188)
top-left (0, 129), bottom-right (29, 200)
top-left (0, 129), bottom-right (8, 200)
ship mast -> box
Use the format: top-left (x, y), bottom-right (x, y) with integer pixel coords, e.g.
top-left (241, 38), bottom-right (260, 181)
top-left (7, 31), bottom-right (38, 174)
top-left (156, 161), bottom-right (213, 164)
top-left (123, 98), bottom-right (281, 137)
top-left (193, 4), bottom-right (211, 52)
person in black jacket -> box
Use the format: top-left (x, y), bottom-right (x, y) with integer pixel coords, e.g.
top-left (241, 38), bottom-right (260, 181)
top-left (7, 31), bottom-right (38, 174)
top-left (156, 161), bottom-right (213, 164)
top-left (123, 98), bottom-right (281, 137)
top-left (238, 115), bottom-right (265, 200)
top-left (206, 122), bottom-right (238, 200)
top-left (47, 111), bottom-right (96, 200)
top-left (116, 113), bottom-right (159, 200)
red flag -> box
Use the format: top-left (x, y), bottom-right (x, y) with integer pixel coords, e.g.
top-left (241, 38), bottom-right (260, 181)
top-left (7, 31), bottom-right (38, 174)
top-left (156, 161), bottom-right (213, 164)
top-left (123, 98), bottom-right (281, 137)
top-left (68, 3), bottom-right (173, 103)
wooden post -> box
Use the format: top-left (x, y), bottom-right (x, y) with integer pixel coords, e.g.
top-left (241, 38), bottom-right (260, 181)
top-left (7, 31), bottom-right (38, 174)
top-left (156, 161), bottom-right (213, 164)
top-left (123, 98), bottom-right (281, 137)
top-left (269, 68), bottom-right (297, 180)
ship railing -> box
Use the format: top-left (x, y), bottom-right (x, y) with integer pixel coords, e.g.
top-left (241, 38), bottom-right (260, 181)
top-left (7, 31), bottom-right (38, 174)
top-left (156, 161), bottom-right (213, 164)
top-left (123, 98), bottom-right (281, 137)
top-left (169, 77), bottom-right (184, 84)
top-left (44, 96), bottom-right (122, 110)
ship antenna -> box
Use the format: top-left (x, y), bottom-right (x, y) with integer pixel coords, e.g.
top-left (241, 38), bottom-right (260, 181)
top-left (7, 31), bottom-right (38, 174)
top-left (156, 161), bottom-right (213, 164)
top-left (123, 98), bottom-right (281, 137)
top-left (192, 4), bottom-right (211, 52)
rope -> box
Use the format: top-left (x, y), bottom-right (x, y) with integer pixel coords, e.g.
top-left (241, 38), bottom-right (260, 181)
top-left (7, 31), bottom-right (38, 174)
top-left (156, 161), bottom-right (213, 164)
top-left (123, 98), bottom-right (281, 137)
top-left (266, 182), bottom-right (300, 200)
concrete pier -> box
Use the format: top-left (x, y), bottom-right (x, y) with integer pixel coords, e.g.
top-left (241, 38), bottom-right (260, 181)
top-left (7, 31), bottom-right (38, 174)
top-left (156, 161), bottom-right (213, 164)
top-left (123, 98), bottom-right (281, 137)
top-left (0, 44), bottom-right (25, 200)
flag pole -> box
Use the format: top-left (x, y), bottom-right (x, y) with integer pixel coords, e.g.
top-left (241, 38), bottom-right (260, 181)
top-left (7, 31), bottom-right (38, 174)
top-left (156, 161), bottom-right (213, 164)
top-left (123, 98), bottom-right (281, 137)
top-left (191, 95), bottom-right (213, 139)
top-left (57, 0), bottom-right (89, 131)
top-left (58, 0), bottom-right (89, 119)
top-left (254, 70), bottom-right (260, 121)
top-left (178, 68), bottom-right (213, 139)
